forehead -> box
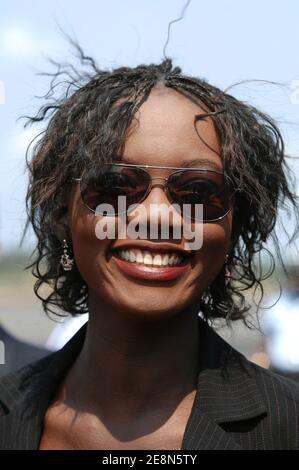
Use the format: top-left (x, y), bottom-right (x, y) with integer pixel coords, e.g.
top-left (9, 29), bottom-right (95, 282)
top-left (121, 86), bottom-right (222, 170)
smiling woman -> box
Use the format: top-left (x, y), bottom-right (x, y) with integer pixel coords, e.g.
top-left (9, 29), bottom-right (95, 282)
top-left (0, 48), bottom-right (299, 450)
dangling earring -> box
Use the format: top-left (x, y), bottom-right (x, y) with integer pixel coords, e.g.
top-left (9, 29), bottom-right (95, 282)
top-left (224, 254), bottom-right (231, 284)
top-left (60, 239), bottom-right (74, 271)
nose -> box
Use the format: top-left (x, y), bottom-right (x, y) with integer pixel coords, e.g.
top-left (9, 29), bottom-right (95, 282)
top-left (143, 181), bottom-right (170, 210)
top-left (127, 178), bottom-right (183, 240)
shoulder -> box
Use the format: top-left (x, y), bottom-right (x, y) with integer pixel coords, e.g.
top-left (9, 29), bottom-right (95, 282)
top-left (248, 358), bottom-right (299, 406)
top-left (0, 325), bottom-right (87, 450)
top-left (0, 352), bottom-right (62, 449)
top-left (0, 322), bottom-right (87, 417)
top-left (0, 351), bottom-right (58, 415)
top-left (213, 323), bottom-right (299, 407)
top-left (241, 354), bottom-right (299, 448)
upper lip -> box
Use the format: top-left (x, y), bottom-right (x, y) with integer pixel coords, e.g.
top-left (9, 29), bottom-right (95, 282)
top-left (111, 241), bottom-right (192, 257)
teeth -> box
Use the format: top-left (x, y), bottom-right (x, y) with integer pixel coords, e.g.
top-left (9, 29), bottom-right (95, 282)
top-left (143, 254), bottom-right (152, 265)
top-left (169, 254), bottom-right (178, 266)
top-left (162, 254), bottom-right (169, 266)
top-left (153, 254), bottom-right (162, 266)
top-left (136, 250), bottom-right (143, 263)
top-left (117, 249), bottom-right (183, 267)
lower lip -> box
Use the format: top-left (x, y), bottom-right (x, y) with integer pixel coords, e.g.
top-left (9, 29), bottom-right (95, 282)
top-left (111, 254), bottom-right (190, 281)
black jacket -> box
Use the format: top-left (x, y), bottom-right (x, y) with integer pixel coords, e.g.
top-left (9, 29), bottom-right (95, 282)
top-left (0, 317), bottom-right (299, 450)
top-left (0, 326), bottom-right (49, 377)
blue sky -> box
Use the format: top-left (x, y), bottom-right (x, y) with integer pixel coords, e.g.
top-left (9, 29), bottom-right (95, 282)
top-left (0, 0), bottom-right (299, 259)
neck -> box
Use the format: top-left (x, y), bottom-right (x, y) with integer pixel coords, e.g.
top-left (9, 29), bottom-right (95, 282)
top-left (59, 295), bottom-right (201, 421)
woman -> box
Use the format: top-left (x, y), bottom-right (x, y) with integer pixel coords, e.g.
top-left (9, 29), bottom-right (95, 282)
top-left (0, 54), bottom-right (299, 450)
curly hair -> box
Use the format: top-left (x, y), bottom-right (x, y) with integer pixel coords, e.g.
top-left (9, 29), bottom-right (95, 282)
top-left (22, 44), bottom-right (299, 323)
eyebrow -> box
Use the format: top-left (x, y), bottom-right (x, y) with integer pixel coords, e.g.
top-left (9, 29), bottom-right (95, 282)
top-left (118, 156), bottom-right (222, 171)
top-left (180, 158), bottom-right (222, 171)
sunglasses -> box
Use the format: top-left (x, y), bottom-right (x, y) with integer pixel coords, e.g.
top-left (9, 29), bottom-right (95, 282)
top-left (72, 162), bottom-right (235, 222)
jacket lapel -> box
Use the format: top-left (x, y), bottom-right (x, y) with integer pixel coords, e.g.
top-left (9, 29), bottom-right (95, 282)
top-left (181, 319), bottom-right (267, 450)
top-left (182, 407), bottom-right (243, 450)
top-left (0, 358), bottom-right (51, 449)
top-left (0, 326), bottom-right (87, 449)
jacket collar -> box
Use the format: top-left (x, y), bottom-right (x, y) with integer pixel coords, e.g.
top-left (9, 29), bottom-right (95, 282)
top-left (194, 318), bottom-right (267, 423)
top-left (181, 319), bottom-right (267, 449)
top-left (0, 324), bottom-right (87, 413)
top-left (0, 317), bottom-right (267, 450)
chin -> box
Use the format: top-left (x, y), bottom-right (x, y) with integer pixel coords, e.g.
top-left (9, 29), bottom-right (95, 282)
top-left (110, 293), bottom-right (191, 322)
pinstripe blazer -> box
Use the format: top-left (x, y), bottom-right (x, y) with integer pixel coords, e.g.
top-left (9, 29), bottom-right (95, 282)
top-left (0, 317), bottom-right (299, 450)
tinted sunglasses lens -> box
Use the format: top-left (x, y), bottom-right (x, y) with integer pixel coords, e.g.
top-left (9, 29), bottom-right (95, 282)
top-left (167, 170), bottom-right (232, 221)
top-left (81, 166), bottom-right (150, 214)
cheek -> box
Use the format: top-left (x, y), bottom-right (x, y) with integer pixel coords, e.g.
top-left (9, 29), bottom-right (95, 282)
top-left (70, 211), bottom-right (111, 284)
top-left (190, 216), bottom-right (232, 288)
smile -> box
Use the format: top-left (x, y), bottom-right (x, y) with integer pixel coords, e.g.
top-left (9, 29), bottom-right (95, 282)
top-left (111, 246), bottom-right (192, 282)
top-left (115, 248), bottom-right (185, 267)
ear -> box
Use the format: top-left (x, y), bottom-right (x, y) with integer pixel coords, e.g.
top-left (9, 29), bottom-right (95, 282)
top-left (53, 208), bottom-right (70, 243)
top-left (51, 181), bottom-right (75, 243)
top-left (52, 205), bottom-right (71, 243)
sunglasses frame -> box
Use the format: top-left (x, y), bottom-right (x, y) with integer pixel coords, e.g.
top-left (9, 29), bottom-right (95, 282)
top-left (72, 162), bottom-right (235, 222)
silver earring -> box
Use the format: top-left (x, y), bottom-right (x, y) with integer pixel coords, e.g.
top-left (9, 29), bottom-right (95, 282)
top-left (60, 239), bottom-right (74, 271)
top-left (224, 254), bottom-right (231, 284)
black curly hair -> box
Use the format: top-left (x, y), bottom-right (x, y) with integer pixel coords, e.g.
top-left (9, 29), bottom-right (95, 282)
top-left (21, 44), bottom-right (299, 323)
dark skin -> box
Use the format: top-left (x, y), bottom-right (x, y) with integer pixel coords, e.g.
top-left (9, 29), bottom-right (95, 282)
top-left (39, 86), bottom-right (233, 450)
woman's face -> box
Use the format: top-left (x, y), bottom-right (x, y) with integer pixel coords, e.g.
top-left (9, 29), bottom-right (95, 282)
top-left (68, 86), bottom-right (233, 321)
